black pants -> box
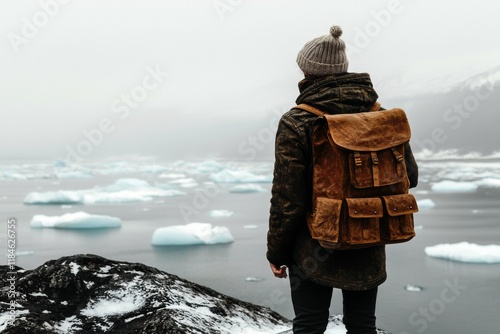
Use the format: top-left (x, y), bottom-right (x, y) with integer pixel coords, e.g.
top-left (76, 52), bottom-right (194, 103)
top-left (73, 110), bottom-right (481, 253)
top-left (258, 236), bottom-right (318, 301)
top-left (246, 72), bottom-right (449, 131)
top-left (289, 265), bottom-right (378, 334)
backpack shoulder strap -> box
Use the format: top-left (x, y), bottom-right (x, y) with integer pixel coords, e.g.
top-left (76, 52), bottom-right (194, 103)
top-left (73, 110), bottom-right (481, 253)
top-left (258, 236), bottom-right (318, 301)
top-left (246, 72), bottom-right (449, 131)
top-left (371, 101), bottom-right (381, 111)
top-left (296, 102), bottom-right (381, 116)
top-left (295, 103), bottom-right (325, 117)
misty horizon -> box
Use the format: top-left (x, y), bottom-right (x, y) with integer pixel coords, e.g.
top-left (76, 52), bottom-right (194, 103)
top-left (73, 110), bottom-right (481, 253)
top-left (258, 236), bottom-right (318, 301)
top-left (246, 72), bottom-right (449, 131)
top-left (1, 0), bottom-right (500, 162)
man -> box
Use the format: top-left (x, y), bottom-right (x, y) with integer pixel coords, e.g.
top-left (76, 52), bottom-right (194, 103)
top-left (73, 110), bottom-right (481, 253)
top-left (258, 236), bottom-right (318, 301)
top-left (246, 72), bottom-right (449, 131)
top-left (267, 25), bottom-right (418, 334)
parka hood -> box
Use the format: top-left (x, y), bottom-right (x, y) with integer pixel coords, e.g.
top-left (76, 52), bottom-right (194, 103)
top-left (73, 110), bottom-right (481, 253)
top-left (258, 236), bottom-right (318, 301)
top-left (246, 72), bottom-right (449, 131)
top-left (295, 72), bottom-right (378, 114)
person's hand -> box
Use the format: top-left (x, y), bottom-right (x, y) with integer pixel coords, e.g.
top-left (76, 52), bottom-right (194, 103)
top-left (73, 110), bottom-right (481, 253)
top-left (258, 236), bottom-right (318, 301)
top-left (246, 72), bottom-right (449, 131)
top-left (269, 262), bottom-right (287, 279)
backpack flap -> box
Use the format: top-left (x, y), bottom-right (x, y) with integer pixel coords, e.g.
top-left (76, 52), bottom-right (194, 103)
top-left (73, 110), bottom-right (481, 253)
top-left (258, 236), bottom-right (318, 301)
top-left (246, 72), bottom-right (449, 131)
top-left (325, 108), bottom-right (411, 189)
top-left (325, 108), bottom-right (411, 151)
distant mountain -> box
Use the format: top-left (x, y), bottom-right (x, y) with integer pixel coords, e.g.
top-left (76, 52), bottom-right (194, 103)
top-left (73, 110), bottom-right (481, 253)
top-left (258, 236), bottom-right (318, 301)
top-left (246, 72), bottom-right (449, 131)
top-left (384, 70), bottom-right (500, 155)
top-left (372, 66), bottom-right (500, 155)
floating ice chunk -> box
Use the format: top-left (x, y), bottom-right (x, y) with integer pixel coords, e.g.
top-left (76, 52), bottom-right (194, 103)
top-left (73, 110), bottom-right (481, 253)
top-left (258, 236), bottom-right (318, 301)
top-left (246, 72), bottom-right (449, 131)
top-left (56, 171), bottom-right (93, 179)
top-left (138, 165), bottom-right (168, 173)
top-left (168, 178), bottom-right (198, 188)
top-left (229, 184), bottom-right (266, 193)
top-left (475, 178), bottom-right (500, 188)
top-left (16, 251), bottom-right (35, 256)
top-left (431, 180), bottom-right (478, 193)
top-left (245, 277), bottom-right (264, 282)
top-left (24, 178), bottom-right (185, 205)
top-left (88, 178), bottom-right (186, 203)
top-left (151, 222), bottom-right (234, 246)
top-left (210, 169), bottom-right (272, 183)
top-left (210, 210), bottom-right (234, 217)
top-left (193, 160), bottom-right (224, 174)
top-left (244, 225), bottom-right (258, 229)
top-left (30, 212), bottom-right (121, 229)
top-left (425, 242), bottom-right (500, 263)
top-left (417, 198), bottom-right (436, 209)
top-left (158, 172), bottom-right (186, 179)
top-left (1, 171), bottom-right (29, 180)
top-left (404, 284), bottom-right (423, 292)
top-left (24, 191), bottom-right (84, 205)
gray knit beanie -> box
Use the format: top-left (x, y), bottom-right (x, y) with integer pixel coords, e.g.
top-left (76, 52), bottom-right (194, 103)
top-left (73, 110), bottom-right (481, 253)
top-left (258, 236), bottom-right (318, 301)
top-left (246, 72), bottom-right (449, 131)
top-left (296, 25), bottom-right (349, 76)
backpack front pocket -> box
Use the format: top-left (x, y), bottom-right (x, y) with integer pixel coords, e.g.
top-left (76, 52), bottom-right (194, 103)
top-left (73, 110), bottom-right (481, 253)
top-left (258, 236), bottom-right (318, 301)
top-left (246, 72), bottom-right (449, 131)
top-left (381, 194), bottom-right (418, 243)
top-left (348, 146), bottom-right (406, 189)
top-left (345, 197), bottom-right (383, 246)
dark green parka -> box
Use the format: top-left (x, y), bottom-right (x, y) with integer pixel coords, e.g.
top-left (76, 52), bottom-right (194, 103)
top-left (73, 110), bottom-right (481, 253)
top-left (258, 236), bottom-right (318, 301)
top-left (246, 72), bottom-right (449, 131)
top-left (267, 72), bottom-right (418, 290)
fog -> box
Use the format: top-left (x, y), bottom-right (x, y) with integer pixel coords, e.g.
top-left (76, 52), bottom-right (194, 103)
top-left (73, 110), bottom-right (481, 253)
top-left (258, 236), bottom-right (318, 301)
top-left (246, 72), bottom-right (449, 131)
top-left (1, 0), bottom-right (499, 161)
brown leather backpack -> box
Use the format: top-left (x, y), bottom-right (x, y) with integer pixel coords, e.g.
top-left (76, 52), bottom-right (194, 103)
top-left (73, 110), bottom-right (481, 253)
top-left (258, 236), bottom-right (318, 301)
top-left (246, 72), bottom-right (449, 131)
top-left (296, 102), bottom-right (418, 250)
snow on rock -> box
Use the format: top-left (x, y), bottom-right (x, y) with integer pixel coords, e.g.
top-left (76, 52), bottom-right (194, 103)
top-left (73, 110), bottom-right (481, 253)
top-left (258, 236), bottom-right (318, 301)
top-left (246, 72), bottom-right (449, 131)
top-left (276, 314), bottom-right (390, 334)
top-left (30, 212), bottom-right (121, 229)
top-left (425, 242), bottom-right (500, 263)
top-left (431, 180), bottom-right (478, 193)
top-left (24, 178), bottom-right (185, 205)
top-left (0, 254), bottom-right (291, 334)
top-left (151, 223), bottom-right (234, 246)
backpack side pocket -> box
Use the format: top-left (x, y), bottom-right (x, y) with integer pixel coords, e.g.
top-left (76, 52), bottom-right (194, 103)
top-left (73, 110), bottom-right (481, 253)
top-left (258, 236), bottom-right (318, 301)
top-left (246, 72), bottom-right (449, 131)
top-left (308, 197), bottom-right (342, 246)
top-left (381, 194), bottom-right (418, 243)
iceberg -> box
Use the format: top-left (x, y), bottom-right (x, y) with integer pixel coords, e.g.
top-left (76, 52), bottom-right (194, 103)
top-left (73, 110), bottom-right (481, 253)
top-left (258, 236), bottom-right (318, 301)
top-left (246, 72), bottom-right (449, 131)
top-left (24, 178), bottom-right (185, 205)
top-left (417, 198), bottom-right (436, 209)
top-left (55, 170), bottom-right (93, 179)
top-left (209, 210), bottom-right (234, 217)
top-left (30, 212), bottom-right (121, 229)
top-left (210, 169), bottom-right (272, 183)
top-left (431, 180), bottom-right (478, 193)
top-left (167, 177), bottom-right (198, 188)
top-left (151, 222), bottom-right (234, 246)
top-left (230, 184), bottom-right (267, 193)
top-left (475, 178), bottom-right (500, 188)
top-left (425, 242), bottom-right (500, 263)
top-left (24, 191), bottom-right (84, 205)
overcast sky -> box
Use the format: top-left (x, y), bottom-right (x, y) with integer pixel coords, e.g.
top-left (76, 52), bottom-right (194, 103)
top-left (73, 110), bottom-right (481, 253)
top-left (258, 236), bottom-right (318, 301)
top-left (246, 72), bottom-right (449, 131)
top-left (1, 0), bottom-right (499, 161)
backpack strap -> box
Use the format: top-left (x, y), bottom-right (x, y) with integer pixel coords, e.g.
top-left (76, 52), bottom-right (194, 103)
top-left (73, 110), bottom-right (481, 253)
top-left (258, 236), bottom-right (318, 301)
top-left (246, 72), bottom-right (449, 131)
top-left (295, 103), bottom-right (325, 117)
top-left (370, 102), bottom-right (382, 111)
top-left (297, 102), bottom-right (381, 116)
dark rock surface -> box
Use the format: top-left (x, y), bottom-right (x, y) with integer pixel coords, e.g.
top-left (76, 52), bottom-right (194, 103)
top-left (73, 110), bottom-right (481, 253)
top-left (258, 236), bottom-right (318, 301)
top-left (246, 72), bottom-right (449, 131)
top-left (0, 254), bottom-right (391, 333)
top-left (0, 254), bottom-right (289, 333)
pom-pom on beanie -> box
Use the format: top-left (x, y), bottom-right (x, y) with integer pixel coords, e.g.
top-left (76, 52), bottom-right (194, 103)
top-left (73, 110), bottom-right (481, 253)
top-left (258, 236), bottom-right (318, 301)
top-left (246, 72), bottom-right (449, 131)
top-left (296, 25), bottom-right (349, 76)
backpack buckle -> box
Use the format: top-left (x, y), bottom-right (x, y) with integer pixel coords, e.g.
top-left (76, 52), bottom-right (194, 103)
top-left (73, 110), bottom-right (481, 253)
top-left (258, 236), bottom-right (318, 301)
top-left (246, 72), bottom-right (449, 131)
top-left (391, 147), bottom-right (404, 162)
top-left (354, 152), bottom-right (362, 167)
